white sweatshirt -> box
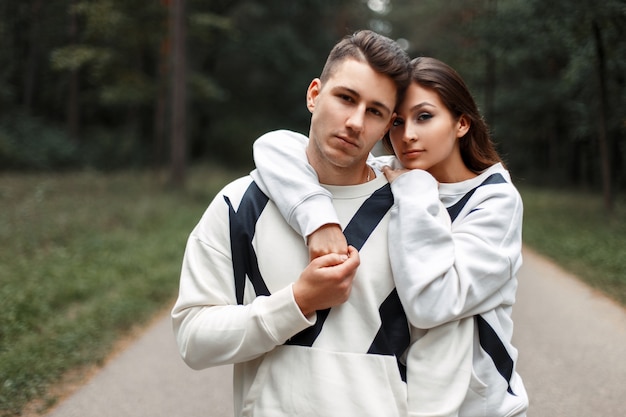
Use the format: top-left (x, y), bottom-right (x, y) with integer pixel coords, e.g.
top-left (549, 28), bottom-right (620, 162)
top-left (251, 130), bottom-right (529, 417)
top-left (173, 174), bottom-right (414, 416)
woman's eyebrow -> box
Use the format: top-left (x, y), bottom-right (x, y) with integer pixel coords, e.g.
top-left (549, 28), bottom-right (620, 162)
top-left (410, 101), bottom-right (436, 111)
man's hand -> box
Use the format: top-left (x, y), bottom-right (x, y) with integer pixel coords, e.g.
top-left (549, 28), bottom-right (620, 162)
top-left (307, 223), bottom-right (348, 261)
top-left (293, 246), bottom-right (360, 317)
top-left (382, 165), bottom-right (410, 183)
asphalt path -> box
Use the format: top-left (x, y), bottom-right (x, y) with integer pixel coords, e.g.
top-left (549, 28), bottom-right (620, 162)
top-left (44, 247), bottom-right (626, 417)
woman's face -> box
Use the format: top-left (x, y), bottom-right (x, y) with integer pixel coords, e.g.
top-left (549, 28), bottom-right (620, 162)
top-left (388, 83), bottom-right (469, 182)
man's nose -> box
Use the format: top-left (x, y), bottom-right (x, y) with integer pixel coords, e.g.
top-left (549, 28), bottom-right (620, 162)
top-left (346, 106), bottom-right (366, 132)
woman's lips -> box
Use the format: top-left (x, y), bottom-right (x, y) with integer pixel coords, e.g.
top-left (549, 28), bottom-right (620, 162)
top-left (403, 149), bottom-right (424, 158)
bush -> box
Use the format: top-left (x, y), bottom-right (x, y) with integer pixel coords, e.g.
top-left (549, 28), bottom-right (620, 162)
top-left (79, 126), bottom-right (147, 170)
top-left (0, 112), bottom-right (151, 171)
top-left (0, 112), bottom-right (78, 170)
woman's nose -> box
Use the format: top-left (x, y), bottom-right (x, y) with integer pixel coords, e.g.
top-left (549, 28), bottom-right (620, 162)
top-left (403, 125), bottom-right (418, 142)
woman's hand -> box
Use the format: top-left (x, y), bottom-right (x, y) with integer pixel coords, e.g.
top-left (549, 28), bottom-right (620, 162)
top-left (382, 165), bottom-right (410, 183)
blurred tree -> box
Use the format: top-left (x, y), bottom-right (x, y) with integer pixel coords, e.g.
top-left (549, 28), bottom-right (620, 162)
top-left (484, 0), bottom-right (626, 212)
top-left (170, 0), bottom-right (186, 187)
top-left (383, 0), bottom-right (625, 205)
top-left (2, 0), bottom-right (622, 199)
top-left (1, 1), bottom-right (68, 116)
top-left (66, 0), bottom-right (80, 141)
top-left (0, 1), bottom-right (79, 169)
top-left (48, 0), bottom-right (167, 168)
top-left (193, 0), bottom-right (370, 167)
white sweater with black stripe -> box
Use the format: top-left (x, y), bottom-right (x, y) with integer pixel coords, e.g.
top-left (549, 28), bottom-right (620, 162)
top-left (250, 130), bottom-right (529, 417)
top-left (173, 173), bottom-right (424, 416)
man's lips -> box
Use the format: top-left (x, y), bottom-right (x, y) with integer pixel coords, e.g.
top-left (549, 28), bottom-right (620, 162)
top-left (335, 134), bottom-right (358, 147)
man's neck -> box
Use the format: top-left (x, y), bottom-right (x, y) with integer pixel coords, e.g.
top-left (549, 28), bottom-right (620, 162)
top-left (305, 140), bottom-right (374, 185)
top-left (313, 162), bottom-right (372, 186)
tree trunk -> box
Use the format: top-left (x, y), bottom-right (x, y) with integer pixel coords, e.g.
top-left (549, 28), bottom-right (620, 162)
top-left (169, 0), bottom-right (187, 187)
top-left (592, 19), bottom-right (613, 214)
top-left (483, 0), bottom-right (497, 125)
top-left (154, 1), bottom-right (170, 168)
top-left (23, 0), bottom-right (43, 111)
top-left (67, 1), bottom-right (80, 142)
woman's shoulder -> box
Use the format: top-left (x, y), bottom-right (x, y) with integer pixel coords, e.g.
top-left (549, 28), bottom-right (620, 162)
top-left (439, 163), bottom-right (522, 211)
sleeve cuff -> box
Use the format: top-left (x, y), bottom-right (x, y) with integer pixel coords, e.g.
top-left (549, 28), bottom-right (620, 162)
top-left (290, 193), bottom-right (339, 240)
top-left (257, 284), bottom-right (316, 344)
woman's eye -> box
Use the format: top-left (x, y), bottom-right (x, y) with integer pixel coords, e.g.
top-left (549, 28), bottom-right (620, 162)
top-left (417, 113), bottom-right (433, 121)
top-left (392, 118), bottom-right (405, 127)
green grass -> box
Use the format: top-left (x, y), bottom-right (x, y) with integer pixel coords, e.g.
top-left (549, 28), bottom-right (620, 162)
top-left (520, 187), bottom-right (626, 306)
top-left (0, 166), bottom-right (247, 416)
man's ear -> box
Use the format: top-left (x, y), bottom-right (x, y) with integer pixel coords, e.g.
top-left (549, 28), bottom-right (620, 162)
top-left (456, 114), bottom-right (471, 138)
top-left (306, 78), bottom-right (321, 113)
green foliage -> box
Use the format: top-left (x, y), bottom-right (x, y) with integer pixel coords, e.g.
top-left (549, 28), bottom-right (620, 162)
top-left (99, 72), bottom-right (154, 106)
top-left (521, 187), bottom-right (626, 305)
top-left (0, 113), bottom-right (78, 170)
top-left (72, 0), bottom-right (128, 39)
top-left (0, 112), bottom-right (151, 171)
top-left (198, 0), bottom-right (371, 166)
top-left (79, 126), bottom-right (147, 170)
top-left (0, 166), bottom-right (245, 416)
top-left (1, 0), bottom-right (624, 194)
top-left (50, 45), bottom-right (115, 72)
top-left (384, 0), bottom-right (626, 193)
top-left (484, 0), bottom-right (626, 189)
top-left (1, 0), bottom-right (375, 171)
top-left (50, 0), bottom-right (165, 106)
top-left (188, 11), bottom-right (233, 35)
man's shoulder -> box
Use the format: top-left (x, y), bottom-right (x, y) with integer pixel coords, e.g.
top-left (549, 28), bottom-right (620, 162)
top-left (216, 175), bottom-right (273, 211)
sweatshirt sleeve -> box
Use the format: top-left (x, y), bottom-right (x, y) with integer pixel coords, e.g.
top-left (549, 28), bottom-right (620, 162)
top-left (250, 130), bottom-right (338, 239)
top-left (171, 185), bottom-right (315, 370)
top-left (389, 170), bottom-right (523, 329)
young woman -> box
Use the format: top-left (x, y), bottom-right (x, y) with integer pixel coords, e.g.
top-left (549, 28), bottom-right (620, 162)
top-left (251, 57), bottom-right (528, 416)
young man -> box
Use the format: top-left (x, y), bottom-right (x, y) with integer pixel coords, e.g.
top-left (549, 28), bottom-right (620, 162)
top-left (172, 30), bottom-right (414, 416)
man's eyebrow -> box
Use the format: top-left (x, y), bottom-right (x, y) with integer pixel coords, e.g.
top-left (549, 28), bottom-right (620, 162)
top-left (336, 86), bottom-right (393, 116)
top-left (371, 99), bottom-right (392, 116)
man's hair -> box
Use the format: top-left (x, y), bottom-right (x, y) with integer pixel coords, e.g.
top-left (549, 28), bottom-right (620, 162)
top-left (320, 30), bottom-right (411, 106)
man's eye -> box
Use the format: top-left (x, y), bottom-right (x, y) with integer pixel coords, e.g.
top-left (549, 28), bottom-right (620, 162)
top-left (368, 108), bottom-right (383, 117)
top-left (339, 94), bottom-right (354, 102)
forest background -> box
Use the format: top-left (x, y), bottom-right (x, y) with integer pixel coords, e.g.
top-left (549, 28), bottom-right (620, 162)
top-left (1, 0), bottom-right (625, 209)
top-left (1, 1), bottom-right (626, 415)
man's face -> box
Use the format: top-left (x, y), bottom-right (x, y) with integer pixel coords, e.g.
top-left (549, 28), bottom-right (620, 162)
top-left (305, 58), bottom-right (397, 185)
